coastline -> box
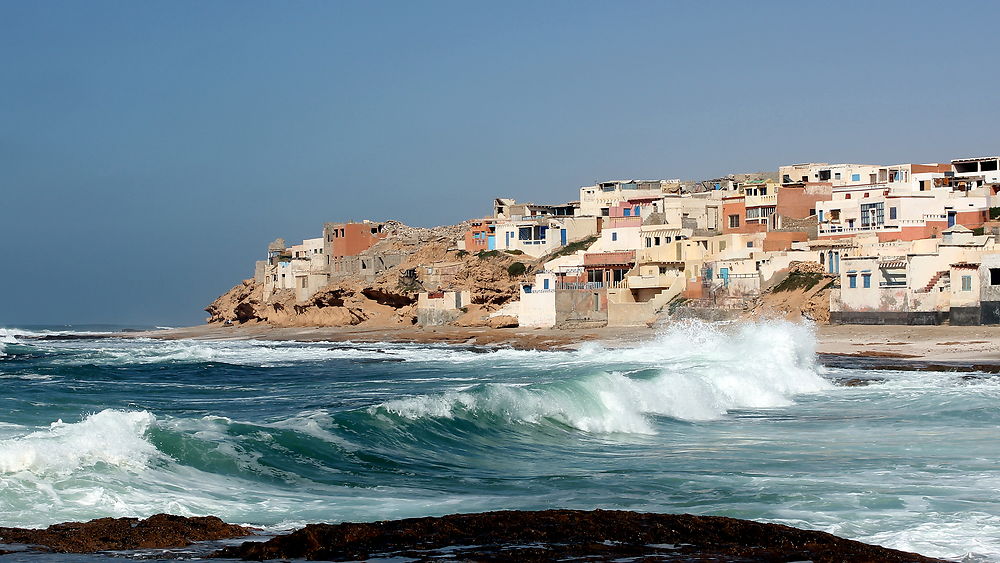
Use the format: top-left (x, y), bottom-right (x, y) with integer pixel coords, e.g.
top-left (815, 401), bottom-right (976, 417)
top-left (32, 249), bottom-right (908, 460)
top-left (132, 322), bottom-right (1000, 364)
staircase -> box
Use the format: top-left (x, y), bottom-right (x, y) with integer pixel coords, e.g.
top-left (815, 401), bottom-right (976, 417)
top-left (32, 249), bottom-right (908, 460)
top-left (916, 270), bottom-right (949, 293)
top-left (650, 276), bottom-right (687, 313)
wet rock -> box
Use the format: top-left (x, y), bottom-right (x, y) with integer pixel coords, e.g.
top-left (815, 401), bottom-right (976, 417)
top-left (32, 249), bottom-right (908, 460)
top-left (837, 377), bottom-right (886, 387)
top-left (0, 514), bottom-right (251, 554)
top-left (212, 509), bottom-right (942, 562)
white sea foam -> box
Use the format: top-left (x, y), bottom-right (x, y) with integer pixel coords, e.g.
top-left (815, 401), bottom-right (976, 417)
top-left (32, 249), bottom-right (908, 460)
top-left (0, 409), bottom-right (160, 474)
top-left (854, 512), bottom-right (1000, 561)
top-left (378, 319), bottom-right (830, 432)
top-left (0, 328), bottom-right (19, 356)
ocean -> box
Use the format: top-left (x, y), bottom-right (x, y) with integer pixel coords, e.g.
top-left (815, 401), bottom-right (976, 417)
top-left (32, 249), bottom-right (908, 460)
top-left (1, 320), bottom-right (998, 561)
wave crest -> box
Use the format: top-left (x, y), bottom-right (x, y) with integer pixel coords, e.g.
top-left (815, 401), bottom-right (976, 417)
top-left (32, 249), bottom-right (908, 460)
top-left (0, 409), bottom-right (160, 474)
top-left (378, 320), bottom-right (828, 433)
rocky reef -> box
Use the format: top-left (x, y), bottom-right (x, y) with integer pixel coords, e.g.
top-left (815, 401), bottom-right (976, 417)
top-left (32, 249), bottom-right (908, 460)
top-left (0, 510), bottom-right (942, 561)
top-left (215, 510), bottom-right (939, 562)
top-left (0, 513), bottom-right (249, 554)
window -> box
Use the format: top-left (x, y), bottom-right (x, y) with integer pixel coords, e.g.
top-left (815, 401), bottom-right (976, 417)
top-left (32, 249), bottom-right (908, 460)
top-left (645, 238), bottom-right (652, 248)
top-left (851, 174), bottom-right (861, 182)
top-left (834, 172), bottom-right (842, 180)
top-left (992, 268), bottom-right (1000, 285)
top-left (654, 237), bottom-right (661, 246)
top-left (849, 274), bottom-right (857, 288)
top-left (518, 227), bottom-right (532, 241)
top-left (611, 232), bottom-right (618, 241)
top-left (861, 202), bottom-right (885, 228)
top-left (818, 210), bottom-right (824, 222)
top-left (889, 207), bottom-right (897, 220)
top-left (601, 208), bottom-right (610, 217)
top-left (300, 277), bottom-right (308, 288)
top-left (623, 209), bottom-right (631, 217)
top-left (864, 192), bottom-right (870, 198)
top-left (543, 278), bottom-right (550, 290)
top-left (729, 214), bottom-right (740, 228)
top-left (747, 242), bottom-right (754, 248)
top-left (633, 206), bottom-right (640, 215)
top-left (962, 275), bottom-right (973, 291)
top-left (862, 274), bottom-right (870, 288)
top-left (845, 193), bottom-right (851, 200)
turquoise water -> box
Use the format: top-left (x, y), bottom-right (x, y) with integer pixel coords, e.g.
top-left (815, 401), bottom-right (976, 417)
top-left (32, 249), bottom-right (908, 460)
top-left (1, 321), bottom-right (998, 560)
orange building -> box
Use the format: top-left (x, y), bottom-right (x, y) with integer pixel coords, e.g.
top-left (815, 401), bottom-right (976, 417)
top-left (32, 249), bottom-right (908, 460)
top-left (462, 219), bottom-right (496, 251)
top-left (323, 221), bottom-right (389, 258)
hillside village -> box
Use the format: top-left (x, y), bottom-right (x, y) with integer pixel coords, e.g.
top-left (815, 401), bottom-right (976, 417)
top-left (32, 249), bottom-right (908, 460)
top-left (207, 156), bottom-right (1000, 329)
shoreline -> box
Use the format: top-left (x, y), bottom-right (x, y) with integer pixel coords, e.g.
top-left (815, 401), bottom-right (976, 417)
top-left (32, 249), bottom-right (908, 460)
top-left (126, 321), bottom-right (1000, 364)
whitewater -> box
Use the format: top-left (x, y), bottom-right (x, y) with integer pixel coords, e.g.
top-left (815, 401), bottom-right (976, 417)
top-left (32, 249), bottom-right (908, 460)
top-left (1, 320), bottom-right (999, 560)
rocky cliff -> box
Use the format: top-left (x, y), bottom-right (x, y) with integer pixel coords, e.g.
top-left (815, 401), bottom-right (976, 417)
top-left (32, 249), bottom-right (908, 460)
top-left (205, 223), bottom-right (533, 328)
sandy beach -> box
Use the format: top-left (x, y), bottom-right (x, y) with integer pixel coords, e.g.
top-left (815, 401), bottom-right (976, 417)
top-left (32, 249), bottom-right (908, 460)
top-left (135, 322), bottom-right (1000, 364)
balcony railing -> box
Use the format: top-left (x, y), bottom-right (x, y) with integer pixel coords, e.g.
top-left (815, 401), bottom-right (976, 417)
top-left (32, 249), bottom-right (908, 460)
top-left (744, 193), bottom-right (778, 207)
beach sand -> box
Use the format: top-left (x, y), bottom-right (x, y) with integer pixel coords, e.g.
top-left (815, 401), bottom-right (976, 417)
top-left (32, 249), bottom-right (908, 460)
top-left (136, 322), bottom-right (1000, 363)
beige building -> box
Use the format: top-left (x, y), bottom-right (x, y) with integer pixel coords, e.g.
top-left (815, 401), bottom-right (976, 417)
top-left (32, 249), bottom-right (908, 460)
top-left (780, 163), bottom-right (882, 186)
top-left (578, 180), bottom-right (683, 217)
top-left (493, 216), bottom-right (599, 258)
top-left (830, 226), bottom-right (998, 324)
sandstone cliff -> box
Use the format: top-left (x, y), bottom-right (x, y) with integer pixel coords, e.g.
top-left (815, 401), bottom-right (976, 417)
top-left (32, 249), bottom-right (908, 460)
top-left (205, 223), bottom-right (533, 328)
top-left (748, 261), bottom-right (836, 323)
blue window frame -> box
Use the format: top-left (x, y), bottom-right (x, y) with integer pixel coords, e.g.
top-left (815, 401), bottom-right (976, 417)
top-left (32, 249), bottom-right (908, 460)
top-left (851, 173), bottom-right (861, 182)
top-left (862, 274), bottom-right (871, 288)
top-left (623, 209), bottom-right (631, 217)
top-left (543, 279), bottom-right (550, 290)
top-left (611, 232), bottom-right (618, 241)
top-left (849, 275), bottom-right (857, 288)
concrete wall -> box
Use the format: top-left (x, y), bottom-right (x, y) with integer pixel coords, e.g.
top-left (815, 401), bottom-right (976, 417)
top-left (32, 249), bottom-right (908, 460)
top-left (554, 289), bottom-right (607, 326)
top-left (416, 290), bottom-right (471, 326)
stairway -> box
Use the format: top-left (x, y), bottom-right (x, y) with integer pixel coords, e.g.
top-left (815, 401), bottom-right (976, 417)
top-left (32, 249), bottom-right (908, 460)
top-left (916, 270), bottom-right (949, 293)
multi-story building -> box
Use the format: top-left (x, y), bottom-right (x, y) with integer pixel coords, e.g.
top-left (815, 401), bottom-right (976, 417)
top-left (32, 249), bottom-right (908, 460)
top-left (578, 180), bottom-right (683, 217)
top-left (460, 218), bottom-right (497, 252)
top-left (493, 215), bottom-right (599, 258)
top-left (830, 226), bottom-right (999, 324)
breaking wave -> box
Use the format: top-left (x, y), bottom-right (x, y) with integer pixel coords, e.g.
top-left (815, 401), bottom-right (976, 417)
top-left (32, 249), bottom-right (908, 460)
top-left (378, 320), bottom-right (829, 432)
top-left (0, 410), bottom-right (160, 474)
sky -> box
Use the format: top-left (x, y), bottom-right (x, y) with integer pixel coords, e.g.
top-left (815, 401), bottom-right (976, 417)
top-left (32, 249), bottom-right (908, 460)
top-left (2, 0), bottom-right (999, 326)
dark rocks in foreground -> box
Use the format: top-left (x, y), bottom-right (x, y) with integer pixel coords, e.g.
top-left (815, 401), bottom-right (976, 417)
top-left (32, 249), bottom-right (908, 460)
top-left (0, 513), bottom-right (250, 554)
top-left (214, 509), bottom-right (942, 562)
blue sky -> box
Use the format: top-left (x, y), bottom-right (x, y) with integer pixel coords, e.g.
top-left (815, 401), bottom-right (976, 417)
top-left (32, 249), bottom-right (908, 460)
top-left (2, 1), bottom-right (998, 325)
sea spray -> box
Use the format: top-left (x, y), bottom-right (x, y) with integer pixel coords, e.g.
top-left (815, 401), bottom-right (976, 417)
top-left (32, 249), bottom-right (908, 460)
top-left (378, 319), bottom-right (829, 431)
top-left (0, 409), bottom-right (159, 474)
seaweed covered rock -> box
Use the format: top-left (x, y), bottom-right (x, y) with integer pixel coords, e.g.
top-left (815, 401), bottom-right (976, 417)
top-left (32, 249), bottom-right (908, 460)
top-left (0, 514), bottom-right (250, 554)
top-left (213, 509), bottom-right (942, 562)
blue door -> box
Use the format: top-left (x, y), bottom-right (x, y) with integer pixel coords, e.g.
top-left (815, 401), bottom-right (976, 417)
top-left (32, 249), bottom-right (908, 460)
top-left (560, 229), bottom-right (567, 245)
top-left (948, 211), bottom-right (956, 227)
top-left (719, 267), bottom-right (730, 287)
top-left (487, 234), bottom-right (495, 250)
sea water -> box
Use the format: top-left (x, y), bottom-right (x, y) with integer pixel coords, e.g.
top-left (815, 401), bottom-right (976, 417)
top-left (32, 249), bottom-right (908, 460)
top-left (0, 320), bottom-right (998, 561)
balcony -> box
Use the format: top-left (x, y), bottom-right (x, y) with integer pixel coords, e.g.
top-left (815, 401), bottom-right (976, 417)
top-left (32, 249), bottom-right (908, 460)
top-left (584, 250), bottom-right (636, 267)
top-left (744, 193), bottom-right (778, 207)
top-left (628, 272), bottom-right (681, 289)
top-left (606, 216), bottom-right (642, 228)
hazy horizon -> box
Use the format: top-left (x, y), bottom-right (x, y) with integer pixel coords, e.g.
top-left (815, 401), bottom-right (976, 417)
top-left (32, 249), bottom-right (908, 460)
top-left (3, 0), bottom-right (999, 325)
